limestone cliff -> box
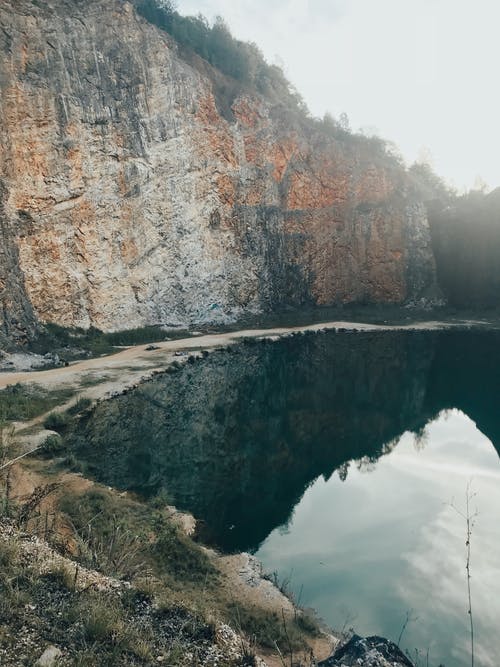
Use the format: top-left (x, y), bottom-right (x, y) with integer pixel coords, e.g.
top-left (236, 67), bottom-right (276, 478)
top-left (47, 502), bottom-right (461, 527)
top-left (0, 0), bottom-right (439, 337)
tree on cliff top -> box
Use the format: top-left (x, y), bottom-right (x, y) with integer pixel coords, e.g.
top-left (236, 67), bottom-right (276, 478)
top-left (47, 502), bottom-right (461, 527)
top-left (133, 0), bottom-right (403, 167)
top-left (133, 0), bottom-right (306, 112)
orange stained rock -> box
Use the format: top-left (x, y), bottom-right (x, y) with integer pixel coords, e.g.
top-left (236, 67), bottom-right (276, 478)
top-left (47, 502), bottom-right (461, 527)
top-left (216, 173), bottom-right (236, 207)
top-left (286, 167), bottom-right (347, 210)
top-left (196, 94), bottom-right (238, 168)
top-left (232, 96), bottom-right (267, 129)
top-left (120, 238), bottom-right (139, 264)
top-left (271, 138), bottom-right (297, 182)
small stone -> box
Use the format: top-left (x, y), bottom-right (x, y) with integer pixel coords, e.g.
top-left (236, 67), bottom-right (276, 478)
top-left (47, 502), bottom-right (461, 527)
top-left (36, 645), bottom-right (62, 666)
top-left (156, 656), bottom-right (165, 662)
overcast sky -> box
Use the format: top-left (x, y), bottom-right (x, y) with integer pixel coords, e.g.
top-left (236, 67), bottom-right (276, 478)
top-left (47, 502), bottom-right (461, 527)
top-left (176, 0), bottom-right (500, 191)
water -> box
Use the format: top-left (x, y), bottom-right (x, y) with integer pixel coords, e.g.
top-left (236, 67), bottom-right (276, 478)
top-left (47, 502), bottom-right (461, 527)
top-left (68, 329), bottom-right (500, 666)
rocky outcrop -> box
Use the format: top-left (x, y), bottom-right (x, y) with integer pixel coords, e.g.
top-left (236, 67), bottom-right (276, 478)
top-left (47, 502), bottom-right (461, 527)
top-left (0, 0), bottom-right (439, 336)
top-left (319, 635), bottom-right (414, 667)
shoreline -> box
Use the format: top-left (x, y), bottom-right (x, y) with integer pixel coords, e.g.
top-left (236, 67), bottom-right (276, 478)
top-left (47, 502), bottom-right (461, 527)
top-left (0, 319), bottom-right (469, 399)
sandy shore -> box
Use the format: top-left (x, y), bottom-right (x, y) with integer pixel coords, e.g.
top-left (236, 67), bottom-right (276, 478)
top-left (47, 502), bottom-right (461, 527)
top-left (0, 319), bottom-right (455, 402)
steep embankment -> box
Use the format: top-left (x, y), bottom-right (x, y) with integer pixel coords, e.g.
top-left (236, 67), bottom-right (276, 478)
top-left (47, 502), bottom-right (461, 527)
top-left (0, 0), bottom-right (439, 342)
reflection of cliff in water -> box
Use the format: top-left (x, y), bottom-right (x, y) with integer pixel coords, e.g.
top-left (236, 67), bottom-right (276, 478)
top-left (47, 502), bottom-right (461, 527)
top-left (68, 329), bottom-right (500, 552)
top-left (424, 330), bottom-right (500, 452)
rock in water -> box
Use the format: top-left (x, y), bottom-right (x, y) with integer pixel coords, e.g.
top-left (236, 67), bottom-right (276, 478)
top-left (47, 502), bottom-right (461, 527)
top-left (318, 634), bottom-right (414, 667)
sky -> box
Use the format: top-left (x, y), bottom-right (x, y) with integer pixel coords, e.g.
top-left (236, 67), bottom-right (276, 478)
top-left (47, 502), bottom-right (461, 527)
top-left (176, 0), bottom-right (500, 192)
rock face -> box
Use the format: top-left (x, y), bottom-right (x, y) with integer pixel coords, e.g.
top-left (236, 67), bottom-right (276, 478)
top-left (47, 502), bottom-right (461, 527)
top-left (0, 182), bottom-right (38, 347)
top-left (0, 0), bottom-right (439, 335)
top-left (318, 635), bottom-right (414, 667)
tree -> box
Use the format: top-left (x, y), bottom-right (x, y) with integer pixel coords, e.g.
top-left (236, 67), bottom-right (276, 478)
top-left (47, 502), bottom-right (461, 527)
top-left (338, 111), bottom-right (350, 132)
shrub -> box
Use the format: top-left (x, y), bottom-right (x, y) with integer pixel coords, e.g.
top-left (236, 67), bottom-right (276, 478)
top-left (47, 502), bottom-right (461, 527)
top-left (43, 411), bottom-right (70, 433)
top-left (0, 540), bottom-right (19, 568)
top-left (72, 595), bottom-right (125, 643)
top-left (42, 564), bottom-right (77, 591)
top-left (39, 434), bottom-right (66, 457)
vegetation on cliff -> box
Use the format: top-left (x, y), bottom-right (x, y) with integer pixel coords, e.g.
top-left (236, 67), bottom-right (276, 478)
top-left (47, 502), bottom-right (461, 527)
top-left (133, 0), bottom-right (403, 166)
top-left (134, 0), bottom-right (307, 111)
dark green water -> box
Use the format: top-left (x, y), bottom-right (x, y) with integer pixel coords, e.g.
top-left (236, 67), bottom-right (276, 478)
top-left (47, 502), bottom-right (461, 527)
top-left (68, 329), bottom-right (500, 667)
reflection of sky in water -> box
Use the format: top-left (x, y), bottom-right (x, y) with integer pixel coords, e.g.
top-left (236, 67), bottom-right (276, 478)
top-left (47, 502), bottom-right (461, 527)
top-left (256, 409), bottom-right (500, 667)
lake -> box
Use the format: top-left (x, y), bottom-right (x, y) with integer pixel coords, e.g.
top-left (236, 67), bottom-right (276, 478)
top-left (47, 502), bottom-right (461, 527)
top-left (68, 328), bottom-right (500, 667)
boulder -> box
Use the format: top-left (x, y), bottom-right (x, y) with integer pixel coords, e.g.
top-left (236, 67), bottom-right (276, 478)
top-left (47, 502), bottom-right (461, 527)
top-left (318, 635), bottom-right (414, 667)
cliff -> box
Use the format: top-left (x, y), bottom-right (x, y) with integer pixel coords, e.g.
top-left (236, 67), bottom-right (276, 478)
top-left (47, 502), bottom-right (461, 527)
top-left (0, 0), bottom-right (439, 341)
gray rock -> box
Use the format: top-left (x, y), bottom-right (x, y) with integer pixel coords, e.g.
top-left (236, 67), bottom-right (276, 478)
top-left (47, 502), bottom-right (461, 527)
top-left (35, 645), bottom-right (62, 666)
top-left (318, 635), bottom-right (414, 667)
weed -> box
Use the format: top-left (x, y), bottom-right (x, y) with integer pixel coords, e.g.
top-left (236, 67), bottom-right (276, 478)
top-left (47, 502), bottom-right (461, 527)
top-left (227, 603), bottom-right (309, 653)
top-left (149, 488), bottom-right (174, 509)
top-left (58, 488), bottom-right (217, 584)
top-left (296, 611), bottom-right (321, 636)
top-left (16, 483), bottom-right (60, 529)
top-left (60, 490), bottom-right (147, 579)
top-left (154, 519), bottom-right (216, 582)
top-left (0, 539), bottom-right (19, 567)
top-left (61, 452), bottom-right (83, 472)
top-left (77, 595), bottom-right (125, 643)
top-left (42, 564), bottom-right (78, 591)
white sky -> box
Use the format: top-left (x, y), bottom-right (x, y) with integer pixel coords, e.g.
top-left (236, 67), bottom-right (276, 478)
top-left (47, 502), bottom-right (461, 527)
top-left (176, 0), bottom-right (500, 191)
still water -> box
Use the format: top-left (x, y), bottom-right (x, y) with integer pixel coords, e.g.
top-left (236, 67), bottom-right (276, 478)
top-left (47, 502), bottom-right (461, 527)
top-left (69, 329), bottom-right (500, 667)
